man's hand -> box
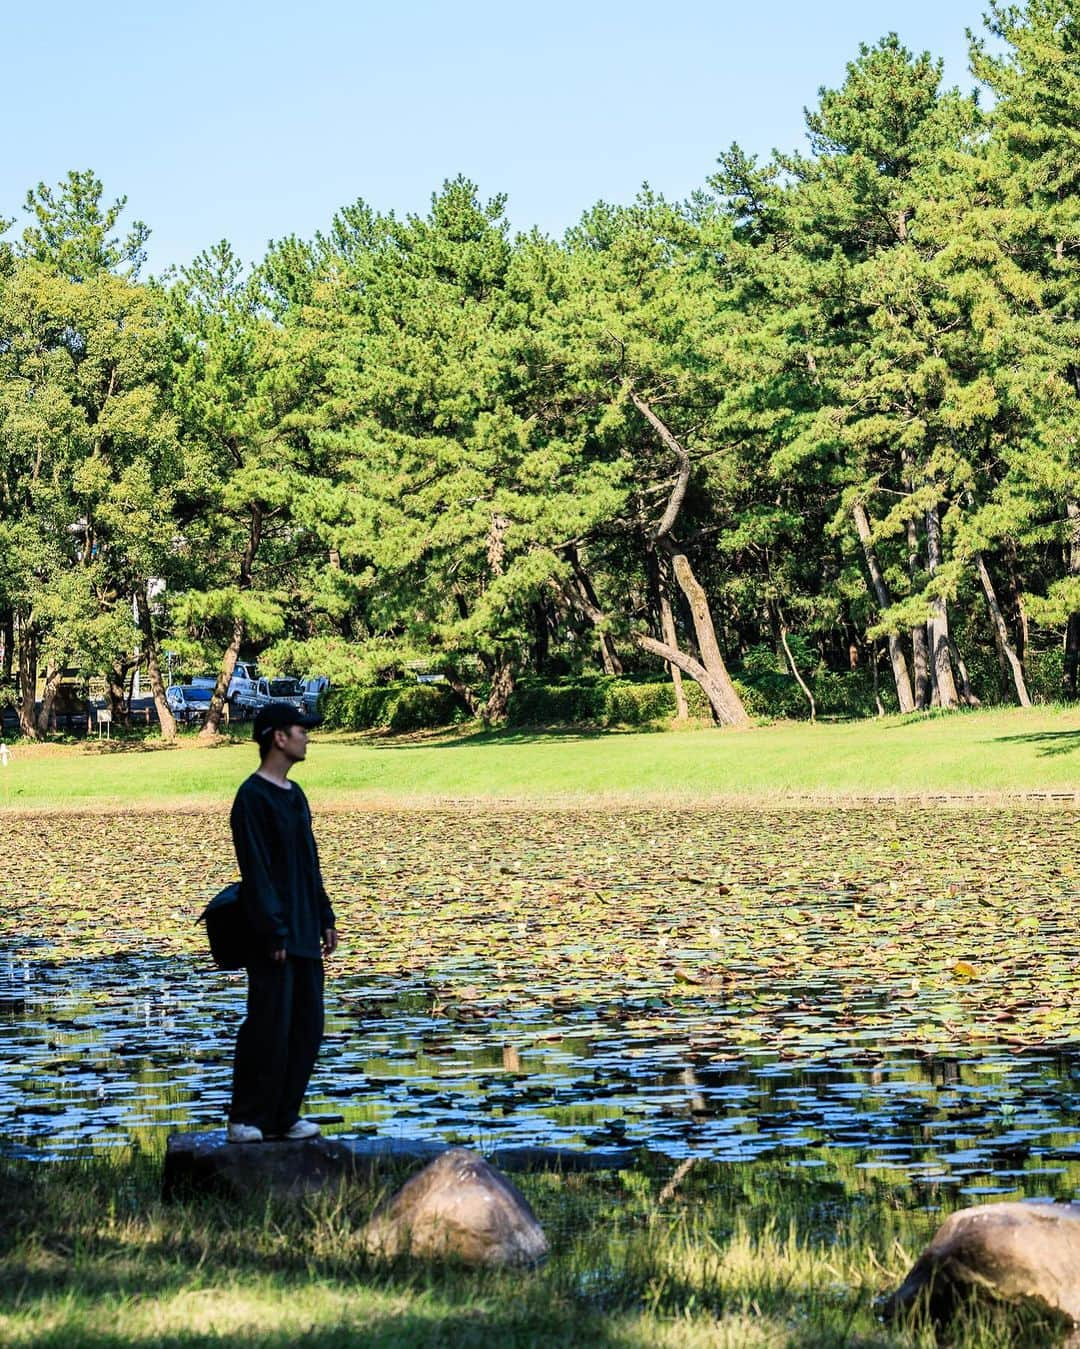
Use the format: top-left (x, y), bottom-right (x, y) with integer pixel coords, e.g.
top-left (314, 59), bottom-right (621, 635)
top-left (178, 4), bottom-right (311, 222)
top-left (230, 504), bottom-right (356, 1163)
top-left (322, 927), bottom-right (339, 957)
top-left (271, 947), bottom-right (287, 963)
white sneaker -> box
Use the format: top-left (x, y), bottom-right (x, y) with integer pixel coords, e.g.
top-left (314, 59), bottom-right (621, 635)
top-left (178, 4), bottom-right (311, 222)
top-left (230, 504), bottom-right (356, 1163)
top-left (280, 1119), bottom-right (321, 1141)
top-left (227, 1122), bottom-right (263, 1144)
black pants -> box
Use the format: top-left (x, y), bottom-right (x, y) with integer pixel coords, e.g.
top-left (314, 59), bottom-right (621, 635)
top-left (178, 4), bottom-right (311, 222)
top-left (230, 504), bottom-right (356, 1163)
top-left (229, 955), bottom-right (324, 1135)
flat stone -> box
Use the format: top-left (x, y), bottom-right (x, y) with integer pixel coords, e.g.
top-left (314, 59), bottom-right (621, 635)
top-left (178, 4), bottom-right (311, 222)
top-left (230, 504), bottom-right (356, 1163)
top-left (882, 1200), bottom-right (1080, 1332)
top-left (363, 1147), bottom-right (548, 1267)
top-left (162, 1130), bottom-right (379, 1201)
top-left (162, 1130), bottom-right (635, 1201)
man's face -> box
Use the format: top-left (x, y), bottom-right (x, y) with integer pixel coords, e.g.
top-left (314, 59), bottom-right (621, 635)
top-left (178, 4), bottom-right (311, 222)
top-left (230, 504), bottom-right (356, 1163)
top-left (276, 724), bottom-right (309, 763)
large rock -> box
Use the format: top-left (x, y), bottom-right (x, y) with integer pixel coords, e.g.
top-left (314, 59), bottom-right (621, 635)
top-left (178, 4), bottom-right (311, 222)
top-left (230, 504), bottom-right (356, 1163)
top-left (363, 1147), bottom-right (549, 1267)
top-left (882, 1201), bottom-right (1080, 1331)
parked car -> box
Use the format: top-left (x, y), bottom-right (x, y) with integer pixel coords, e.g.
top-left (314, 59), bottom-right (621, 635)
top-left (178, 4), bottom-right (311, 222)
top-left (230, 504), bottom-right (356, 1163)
top-left (232, 676), bottom-right (306, 718)
top-left (261, 677), bottom-right (306, 709)
top-left (165, 684), bottom-right (225, 725)
top-left (300, 676), bottom-right (330, 714)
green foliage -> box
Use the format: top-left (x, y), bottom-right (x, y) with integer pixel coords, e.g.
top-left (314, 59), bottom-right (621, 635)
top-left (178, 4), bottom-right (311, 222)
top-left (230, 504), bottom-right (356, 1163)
top-left (3, 7), bottom-right (1080, 738)
top-left (1024, 643), bottom-right (1066, 702)
top-left (733, 645), bottom-right (888, 720)
top-left (20, 169), bottom-right (149, 280)
top-left (505, 677), bottom-right (702, 727)
top-left (322, 667), bottom-right (891, 733)
top-left (322, 682), bottom-right (467, 732)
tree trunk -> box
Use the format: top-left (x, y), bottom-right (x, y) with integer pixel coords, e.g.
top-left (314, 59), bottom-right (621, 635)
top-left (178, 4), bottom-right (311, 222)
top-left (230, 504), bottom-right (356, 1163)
top-left (904, 516), bottom-right (932, 709)
top-left (987, 598), bottom-right (1013, 688)
top-left (1066, 616), bottom-right (1080, 701)
top-left (530, 601), bottom-right (550, 677)
top-left (765, 601), bottom-right (785, 661)
top-left (871, 640), bottom-right (885, 717)
top-left (773, 604), bottom-right (816, 721)
top-left (200, 505), bottom-right (263, 740)
top-left (567, 546), bottom-right (622, 676)
top-left (1, 611), bottom-right (13, 683)
top-left (646, 548), bottom-right (688, 719)
top-left (948, 632), bottom-right (980, 707)
top-left (1003, 537), bottom-right (1028, 665)
top-left (35, 661), bottom-right (63, 737)
top-left (659, 587), bottom-right (689, 720)
top-left (107, 658), bottom-right (132, 726)
top-left (17, 617), bottom-right (39, 739)
top-left (199, 617), bottom-right (244, 741)
top-left (562, 579), bottom-right (747, 727)
top-left (975, 553), bottom-right (1031, 707)
top-left (925, 504), bottom-right (959, 709)
top-left (628, 387), bottom-right (748, 726)
top-left (134, 584), bottom-right (177, 741)
top-left (482, 658), bottom-right (515, 724)
top-left (1065, 502), bottom-right (1080, 700)
top-left (852, 502), bottom-right (915, 713)
top-left (445, 670), bottom-right (480, 718)
top-left (634, 630), bottom-right (747, 724)
top-left (662, 544), bottom-right (749, 726)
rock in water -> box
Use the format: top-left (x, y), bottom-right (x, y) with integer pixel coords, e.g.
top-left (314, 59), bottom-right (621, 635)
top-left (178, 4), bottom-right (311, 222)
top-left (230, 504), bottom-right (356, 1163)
top-left (883, 1201), bottom-right (1080, 1330)
top-left (363, 1147), bottom-right (549, 1267)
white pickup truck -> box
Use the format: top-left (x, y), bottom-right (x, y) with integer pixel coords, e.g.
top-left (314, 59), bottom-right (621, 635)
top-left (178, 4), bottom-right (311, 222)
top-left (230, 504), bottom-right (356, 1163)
top-left (190, 662), bottom-right (260, 715)
top-left (228, 662), bottom-right (259, 706)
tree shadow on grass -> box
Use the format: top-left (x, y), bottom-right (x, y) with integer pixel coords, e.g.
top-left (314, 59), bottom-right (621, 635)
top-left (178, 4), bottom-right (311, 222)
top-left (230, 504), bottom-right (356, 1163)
top-left (2, 1269), bottom-right (1064, 1349)
top-left (0, 1312), bottom-right (632, 1349)
top-left (339, 724), bottom-right (666, 752)
top-left (991, 729), bottom-right (1080, 758)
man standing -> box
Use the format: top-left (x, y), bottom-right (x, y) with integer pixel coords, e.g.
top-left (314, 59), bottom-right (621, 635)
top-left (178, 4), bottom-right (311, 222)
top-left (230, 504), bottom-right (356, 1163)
top-left (227, 703), bottom-right (339, 1143)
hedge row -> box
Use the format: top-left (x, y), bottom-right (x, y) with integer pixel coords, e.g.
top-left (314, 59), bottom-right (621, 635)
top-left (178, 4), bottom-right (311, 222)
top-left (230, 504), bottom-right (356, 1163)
top-left (321, 648), bottom-right (1066, 734)
top-left (321, 669), bottom-right (879, 732)
top-left (506, 677), bottom-right (709, 726)
top-left (321, 683), bottom-right (467, 733)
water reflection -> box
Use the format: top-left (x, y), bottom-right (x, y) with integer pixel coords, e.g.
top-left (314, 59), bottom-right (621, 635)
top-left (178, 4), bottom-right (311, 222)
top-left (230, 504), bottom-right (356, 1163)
top-left (2, 945), bottom-right (1080, 1203)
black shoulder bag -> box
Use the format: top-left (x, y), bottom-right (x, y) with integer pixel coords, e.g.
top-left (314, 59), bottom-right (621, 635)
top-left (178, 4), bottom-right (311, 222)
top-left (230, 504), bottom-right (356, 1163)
top-left (198, 883), bottom-right (253, 970)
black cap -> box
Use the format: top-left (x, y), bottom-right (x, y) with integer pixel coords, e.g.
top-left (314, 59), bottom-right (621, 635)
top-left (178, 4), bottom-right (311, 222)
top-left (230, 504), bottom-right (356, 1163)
top-left (252, 703), bottom-right (323, 742)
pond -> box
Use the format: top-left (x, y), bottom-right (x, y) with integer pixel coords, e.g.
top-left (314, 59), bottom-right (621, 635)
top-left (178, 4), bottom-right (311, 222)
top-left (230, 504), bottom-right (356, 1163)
top-left (2, 805), bottom-right (1079, 1203)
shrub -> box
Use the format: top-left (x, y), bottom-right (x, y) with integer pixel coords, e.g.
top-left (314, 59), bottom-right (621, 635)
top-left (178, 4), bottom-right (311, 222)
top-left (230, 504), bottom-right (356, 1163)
top-left (387, 684), bottom-right (464, 731)
top-left (507, 677), bottom-right (714, 727)
top-left (733, 643), bottom-right (893, 720)
top-left (1026, 644), bottom-right (1066, 703)
top-left (325, 661), bottom-right (899, 735)
top-left (507, 679), bottom-right (611, 725)
top-left (322, 683), bottom-right (465, 732)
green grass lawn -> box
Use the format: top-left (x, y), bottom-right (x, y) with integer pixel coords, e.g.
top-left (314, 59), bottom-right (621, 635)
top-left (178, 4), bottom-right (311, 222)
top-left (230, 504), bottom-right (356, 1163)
top-left (0, 706), bottom-right (1076, 812)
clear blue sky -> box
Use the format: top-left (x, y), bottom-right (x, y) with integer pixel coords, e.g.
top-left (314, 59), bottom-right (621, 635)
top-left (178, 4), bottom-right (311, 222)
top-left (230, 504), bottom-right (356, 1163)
top-left (7, 0), bottom-right (991, 275)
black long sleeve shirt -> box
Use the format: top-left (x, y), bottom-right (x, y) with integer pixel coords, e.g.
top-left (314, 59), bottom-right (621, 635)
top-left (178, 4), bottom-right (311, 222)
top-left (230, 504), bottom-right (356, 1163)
top-left (230, 773), bottom-right (335, 960)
